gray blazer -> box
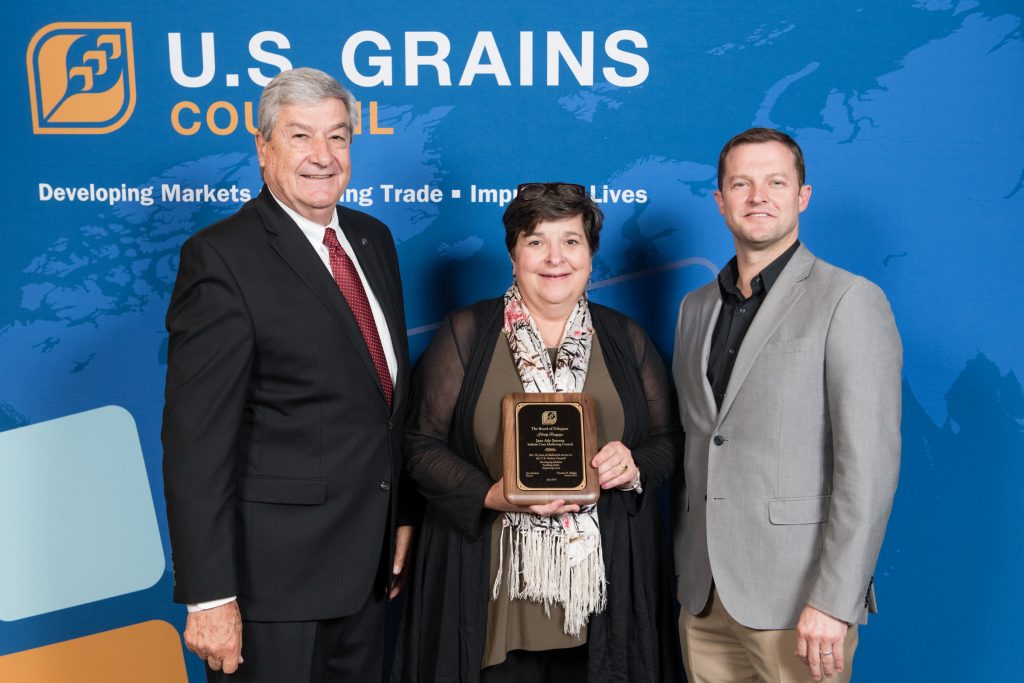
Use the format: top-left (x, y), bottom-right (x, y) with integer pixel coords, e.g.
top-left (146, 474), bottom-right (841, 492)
top-left (672, 244), bottom-right (901, 629)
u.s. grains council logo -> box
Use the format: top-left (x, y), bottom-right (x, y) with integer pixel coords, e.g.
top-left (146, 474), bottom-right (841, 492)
top-left (26, 22), bottom-right (136, 134)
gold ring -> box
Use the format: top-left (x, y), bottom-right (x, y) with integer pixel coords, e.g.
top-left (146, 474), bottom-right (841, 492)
top-left (620, 463), bottom-right (628, 474)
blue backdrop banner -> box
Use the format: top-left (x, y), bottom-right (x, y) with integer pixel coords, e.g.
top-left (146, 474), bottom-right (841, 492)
top-left (2, 1), bottom-right (1022, 680)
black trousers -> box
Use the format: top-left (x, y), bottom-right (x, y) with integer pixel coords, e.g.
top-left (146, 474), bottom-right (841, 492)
top-left (480, 645), bottom-right (588, 683)
top-left (205, 589), bottom-right (387, 683)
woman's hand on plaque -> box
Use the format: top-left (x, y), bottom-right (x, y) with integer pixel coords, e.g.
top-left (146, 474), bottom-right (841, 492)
top-left (484, 479), bottom-right (581, 516)
top-left (593, 441), bottom-right (637, 489)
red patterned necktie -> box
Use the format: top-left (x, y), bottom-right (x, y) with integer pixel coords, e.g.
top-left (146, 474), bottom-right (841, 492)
top-left (322, 228), bottom-right (393, 407)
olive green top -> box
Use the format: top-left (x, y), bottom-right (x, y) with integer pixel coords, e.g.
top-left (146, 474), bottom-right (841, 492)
top-left (474, 331), bottom-right (625, 669)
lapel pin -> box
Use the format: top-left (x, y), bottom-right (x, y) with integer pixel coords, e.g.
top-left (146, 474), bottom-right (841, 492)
top-left (361, 238), bottom-right (368, 246)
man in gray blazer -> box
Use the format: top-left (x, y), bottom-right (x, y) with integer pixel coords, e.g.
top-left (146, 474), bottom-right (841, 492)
top-left (672, 128), bottom-right (901, 682)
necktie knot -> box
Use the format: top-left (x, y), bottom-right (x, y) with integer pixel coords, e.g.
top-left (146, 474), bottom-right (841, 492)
top-left (323, 227), bottom-right (341, 250)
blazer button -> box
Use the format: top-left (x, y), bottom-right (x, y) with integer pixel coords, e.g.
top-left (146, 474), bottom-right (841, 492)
top-left (713, 435), bottom-right (725, 446)
top-left (379, 480), bottom-right (391, 492)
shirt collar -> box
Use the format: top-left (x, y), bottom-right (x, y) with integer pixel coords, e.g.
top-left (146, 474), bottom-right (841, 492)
top-left (718, 240), bottom-right (801, 301)
top-left (268, 190), bottom-right (340, 242)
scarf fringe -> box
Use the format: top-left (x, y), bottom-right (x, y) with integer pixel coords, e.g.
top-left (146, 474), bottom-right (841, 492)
top-left (492, 515), bottom-right (607, 636)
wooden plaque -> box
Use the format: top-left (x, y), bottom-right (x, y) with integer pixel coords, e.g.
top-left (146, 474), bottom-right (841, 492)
top-left (502, 392), bottom-right (600, 506)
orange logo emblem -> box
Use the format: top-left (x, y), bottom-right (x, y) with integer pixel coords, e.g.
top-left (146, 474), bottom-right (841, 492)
top-left (26, 22), bottom-right (136, 134)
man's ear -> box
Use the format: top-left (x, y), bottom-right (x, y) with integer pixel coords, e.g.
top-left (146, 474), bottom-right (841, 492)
top-left (255, 132), bottom-right (267, 169)
top-left (798, 184), bottom-right (812, 212)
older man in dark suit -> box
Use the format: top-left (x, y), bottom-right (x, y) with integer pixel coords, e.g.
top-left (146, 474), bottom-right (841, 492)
top-left (163, 67), bottom-right (412, 681)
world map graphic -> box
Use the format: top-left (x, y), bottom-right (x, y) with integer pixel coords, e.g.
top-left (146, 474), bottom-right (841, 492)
top-left (2, 2), bottom-right (1022, 679)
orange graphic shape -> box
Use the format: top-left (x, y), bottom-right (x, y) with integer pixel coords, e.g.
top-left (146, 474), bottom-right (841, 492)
top-left (25, 22), bottom-right (136, 134)
top-left (35, 33), bottom-right (79, 117)
top-left (49, 75), bottom-right (127, 123)
top-left (0, 620), bottom-right (187, 682)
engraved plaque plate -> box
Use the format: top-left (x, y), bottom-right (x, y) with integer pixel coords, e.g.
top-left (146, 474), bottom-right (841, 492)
top-left (502, 392), bottom-right (599, 506)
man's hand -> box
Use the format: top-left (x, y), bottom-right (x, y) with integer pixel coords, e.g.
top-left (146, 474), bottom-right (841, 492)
top-left (184, 600), bottom-right (243, 674)
top-left (795, 604), bottom-right (848, 681)
top-left (390, 524), bottom-right (415, 599)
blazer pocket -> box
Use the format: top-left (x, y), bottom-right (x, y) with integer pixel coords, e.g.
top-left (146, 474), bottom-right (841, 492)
top-left (237, 475), bottom-right (327, 505)
top-left (768, 495), bottom-right (830, 525)
top-left (762, 336), bottom-right (816, 355)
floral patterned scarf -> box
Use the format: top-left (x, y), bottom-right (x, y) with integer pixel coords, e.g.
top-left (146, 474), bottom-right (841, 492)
top-left (492, 284), bottom-right (607, 636)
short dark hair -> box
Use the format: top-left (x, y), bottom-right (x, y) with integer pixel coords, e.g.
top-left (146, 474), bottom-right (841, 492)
top-left (503, 183), bottom-right (603, 255)
top-left (717, 128), bottom-right (806, 190)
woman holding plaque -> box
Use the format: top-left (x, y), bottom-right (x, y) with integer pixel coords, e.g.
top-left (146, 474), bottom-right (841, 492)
top-left (393, 183), bottom-right (681, 682)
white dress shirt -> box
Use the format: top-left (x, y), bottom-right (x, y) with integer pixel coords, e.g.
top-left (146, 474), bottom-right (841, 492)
top-left (274, 194), bottom-right (398, 384)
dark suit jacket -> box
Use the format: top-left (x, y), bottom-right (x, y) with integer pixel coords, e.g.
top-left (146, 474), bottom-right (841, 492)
top-left (162, 186), bottom-right (409, 622)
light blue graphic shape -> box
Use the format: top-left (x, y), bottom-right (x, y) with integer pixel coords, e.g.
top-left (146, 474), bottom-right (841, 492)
top-left (0, 406), bottom-right (164, 621)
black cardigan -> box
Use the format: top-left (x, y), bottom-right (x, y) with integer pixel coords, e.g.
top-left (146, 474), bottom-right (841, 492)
top-left (392, 298), bottom-right (683, 682)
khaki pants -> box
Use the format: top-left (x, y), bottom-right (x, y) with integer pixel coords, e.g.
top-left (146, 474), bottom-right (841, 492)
top-left (679, 588), bottom-right (859, 683)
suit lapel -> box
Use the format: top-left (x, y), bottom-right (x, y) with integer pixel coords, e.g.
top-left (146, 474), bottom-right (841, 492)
top-left (254, 189), bottom-right (385, 402)
top-left (696, 288), bottom-right (722, 419)
top-left (716, 245), bottom-right (815, 425)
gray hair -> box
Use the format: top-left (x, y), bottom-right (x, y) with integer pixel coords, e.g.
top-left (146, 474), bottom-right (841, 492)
top-left (257, 67), bottom-right (359, 141)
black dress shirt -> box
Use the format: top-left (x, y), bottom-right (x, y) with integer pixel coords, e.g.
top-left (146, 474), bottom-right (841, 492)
top-left (707, 241), bottom-right (801, 409)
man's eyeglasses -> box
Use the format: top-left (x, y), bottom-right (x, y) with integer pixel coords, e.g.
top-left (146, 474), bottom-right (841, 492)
top-left (515, 182), bottom-right (588, 200)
